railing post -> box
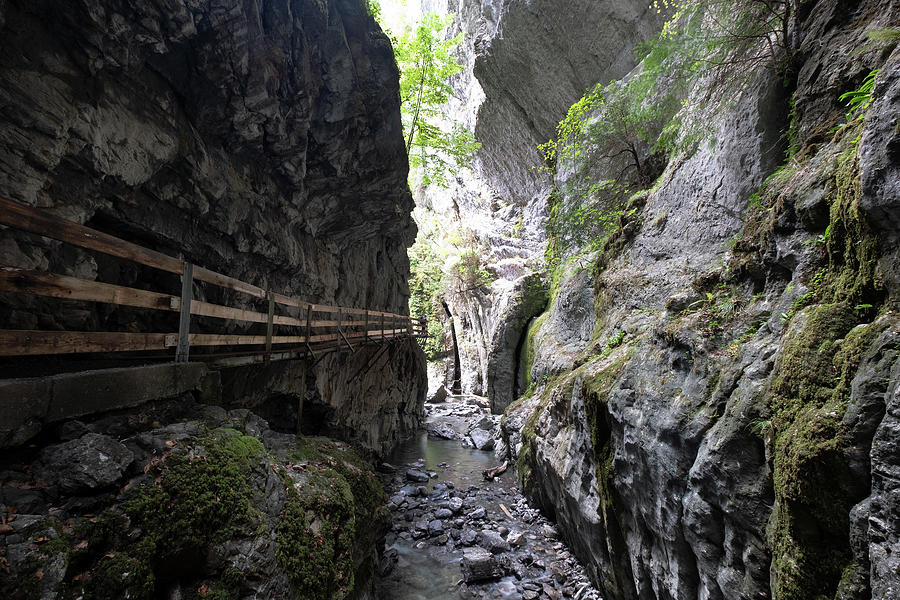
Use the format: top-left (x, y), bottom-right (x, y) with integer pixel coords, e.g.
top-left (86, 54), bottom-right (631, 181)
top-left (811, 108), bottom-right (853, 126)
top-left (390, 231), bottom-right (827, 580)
top-left (265, 291), bottom-right (275, 359)
top-left (305, 305), bottom-right (314, 355)
top-left (175, 262), bottom-right (193, 363)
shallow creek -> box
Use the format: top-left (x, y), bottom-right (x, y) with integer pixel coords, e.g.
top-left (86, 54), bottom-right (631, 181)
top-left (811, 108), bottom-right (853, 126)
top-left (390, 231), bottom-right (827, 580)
top-left (374, 398), bottom-right (602, 600)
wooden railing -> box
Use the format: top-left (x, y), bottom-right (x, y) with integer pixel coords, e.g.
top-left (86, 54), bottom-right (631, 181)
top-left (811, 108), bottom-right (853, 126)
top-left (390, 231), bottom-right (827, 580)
top-left (0, 196), bottom-right (426, 364)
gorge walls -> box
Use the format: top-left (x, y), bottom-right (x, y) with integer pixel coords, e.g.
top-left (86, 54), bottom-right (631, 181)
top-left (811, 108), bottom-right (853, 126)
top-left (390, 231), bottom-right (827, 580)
top-left (499, 0), bottom-right (900, 599)
top-left (0, 0), bottom-right (426, 455)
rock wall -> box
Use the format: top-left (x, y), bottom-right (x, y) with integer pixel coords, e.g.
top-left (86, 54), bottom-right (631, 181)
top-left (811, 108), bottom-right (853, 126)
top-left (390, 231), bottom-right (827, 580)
top-left (505, 1), bottom-right (900, 599)
top-left (0, 0), bottom-right (425, 454)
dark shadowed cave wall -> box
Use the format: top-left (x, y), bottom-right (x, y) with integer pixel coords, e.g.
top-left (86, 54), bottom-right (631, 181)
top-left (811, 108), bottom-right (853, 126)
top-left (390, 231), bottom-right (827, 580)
top-left (0, 0), bottom-right (426, 455)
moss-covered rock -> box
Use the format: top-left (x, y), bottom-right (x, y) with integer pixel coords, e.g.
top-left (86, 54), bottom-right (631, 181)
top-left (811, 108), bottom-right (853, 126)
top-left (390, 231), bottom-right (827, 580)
top-left (1, 419), bottom-right (389, 600)
top-left (767, 139), bottom-right (888, 600)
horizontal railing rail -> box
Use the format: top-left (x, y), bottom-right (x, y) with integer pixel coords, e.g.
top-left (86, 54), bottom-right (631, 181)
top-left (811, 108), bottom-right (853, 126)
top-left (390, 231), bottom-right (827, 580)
top-left (0, 196), bottom-right (426, 364)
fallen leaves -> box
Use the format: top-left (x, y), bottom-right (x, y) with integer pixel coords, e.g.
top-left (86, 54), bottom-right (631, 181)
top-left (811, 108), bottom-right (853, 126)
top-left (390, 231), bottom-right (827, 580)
top-left (73, 540), bottom-right (89, 552)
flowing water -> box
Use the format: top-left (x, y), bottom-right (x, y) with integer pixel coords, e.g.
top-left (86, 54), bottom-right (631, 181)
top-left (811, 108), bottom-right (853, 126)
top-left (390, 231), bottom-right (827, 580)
top-left (374, 399), bottom-right (602, 600)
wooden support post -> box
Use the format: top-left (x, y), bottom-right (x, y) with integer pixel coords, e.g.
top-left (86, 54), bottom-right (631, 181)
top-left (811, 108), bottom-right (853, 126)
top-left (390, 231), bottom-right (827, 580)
top-left (265, 291), bottom-right (275, 359)
top-left (364, 310), bottom-right (369, 342)
top-left (304, 305), bottom-right (315, 357)
top-left (338, 307), bottom-right (355, 352)
top-left (381, 313), bottom-right (385, 342)
top-left (175, 262), bottom-right (193, 363)
top-left (297, 361), bottom-right (306, 436)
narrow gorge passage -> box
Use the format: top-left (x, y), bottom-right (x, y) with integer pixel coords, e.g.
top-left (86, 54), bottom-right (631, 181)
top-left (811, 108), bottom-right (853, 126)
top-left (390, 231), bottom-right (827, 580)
top-left (2, 0), bottom-right (900, 599)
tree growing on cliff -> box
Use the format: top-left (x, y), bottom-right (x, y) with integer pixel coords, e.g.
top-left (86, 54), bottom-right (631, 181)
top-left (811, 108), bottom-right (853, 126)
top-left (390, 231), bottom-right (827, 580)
top-left (395, 13), bottom-right (480, 187)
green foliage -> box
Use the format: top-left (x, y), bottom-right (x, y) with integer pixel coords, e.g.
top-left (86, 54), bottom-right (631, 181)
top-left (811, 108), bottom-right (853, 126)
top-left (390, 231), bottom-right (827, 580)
top-left (408, 235), bottom-right (445, 358)
top-left (866, 27), bottom-right (900, 43)
top-left (544, 185), bottom-right (629, 270)
top-left (542, 0), bottom-right (797, 191)
top-left (839, 69), bottom-right (878, 124)
top-left (762, 137), bottom-right (886, 600)
top-left (395, 13), bottom-right (480, 187)
top-left (453, 247), bottom-right (493, 291)
top-left (364, 0), bottom-right (381, 20)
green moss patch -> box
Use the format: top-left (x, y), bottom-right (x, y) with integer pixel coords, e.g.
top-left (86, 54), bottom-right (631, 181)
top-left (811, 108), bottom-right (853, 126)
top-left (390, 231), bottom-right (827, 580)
top-left (125, 428), bottom-right (264, 558)
top-left (767, 139), bottom-right (888, 600)
top-left (276, 438), bottom-right (388, 600)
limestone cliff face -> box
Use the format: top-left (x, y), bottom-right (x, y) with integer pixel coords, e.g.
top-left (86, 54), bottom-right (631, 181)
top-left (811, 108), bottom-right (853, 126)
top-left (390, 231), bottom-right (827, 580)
top-left (505, 0), bottom-right (900, 599)
top-left (416, 0), bottom-right (662, 411)
top-left (0, 0), bottom-right (425, 455)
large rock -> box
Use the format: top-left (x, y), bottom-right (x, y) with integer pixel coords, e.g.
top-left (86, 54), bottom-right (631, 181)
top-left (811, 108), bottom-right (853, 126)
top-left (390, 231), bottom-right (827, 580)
top-left (38, 433), bottom-right (133, 493)
top-left (460, 547), bottom-right (506, 583)
top-left (469, 428), bottom-right (495, 451)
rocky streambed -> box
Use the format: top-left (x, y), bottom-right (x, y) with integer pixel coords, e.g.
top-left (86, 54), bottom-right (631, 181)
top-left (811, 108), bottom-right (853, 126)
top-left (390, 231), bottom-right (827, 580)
top-left (376, 396), bottom-right (602, 600)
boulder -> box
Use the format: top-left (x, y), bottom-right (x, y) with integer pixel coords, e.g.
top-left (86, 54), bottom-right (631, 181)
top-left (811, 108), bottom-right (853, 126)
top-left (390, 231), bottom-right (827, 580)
top-left (38, 433), bottom-right (133, 493)
top-left (460, 547), bottom-right (507, 583)
top-left (469, 428), bottom-right (495, 451)
top-left (405, 469), bottom-right (430, 483)
top-left (428, 385), bottom-right (449, 404)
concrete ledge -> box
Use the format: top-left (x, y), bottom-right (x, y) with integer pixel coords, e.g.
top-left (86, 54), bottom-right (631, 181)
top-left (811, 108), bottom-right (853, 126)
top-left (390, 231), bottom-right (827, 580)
top-left (0, 363), bottom-right (210, 447)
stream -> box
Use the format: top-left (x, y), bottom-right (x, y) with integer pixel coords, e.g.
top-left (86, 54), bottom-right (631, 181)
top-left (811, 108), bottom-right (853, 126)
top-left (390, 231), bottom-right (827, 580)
top-left (375, 397), bottom-right (602, 600)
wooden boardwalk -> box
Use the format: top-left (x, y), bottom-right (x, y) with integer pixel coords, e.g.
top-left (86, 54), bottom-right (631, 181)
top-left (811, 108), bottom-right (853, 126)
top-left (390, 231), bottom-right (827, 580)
top-left (0, 196), bottom-right (426, 368)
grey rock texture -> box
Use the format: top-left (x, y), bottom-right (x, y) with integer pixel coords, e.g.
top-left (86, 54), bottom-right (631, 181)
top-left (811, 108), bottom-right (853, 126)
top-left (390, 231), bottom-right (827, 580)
top-left (859, 47), bottom-right (900, 299)
top-left (0, 0), bottom-right (425, 454)
top-left (504, 1), bottom-right (900, 599)
top-left (38, 432), bottom-right (134, 493)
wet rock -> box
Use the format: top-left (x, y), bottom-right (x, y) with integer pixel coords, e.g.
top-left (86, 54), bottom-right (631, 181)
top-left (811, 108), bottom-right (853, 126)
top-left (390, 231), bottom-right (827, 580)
top-left (478, 529), bottom-right (511, 554)
top-left (470, 428), bottom-right (495, 451)
top-left (38, 433), bottom-right (133, 493)
top-left (399, 485), bottom-right (421, 496)
top-left (507, 530), bottom-right (526, 547)
top-left (461, 547), bottom-right (506, 583)
top-left (435, 508), bottom-right (453, 519)
top-left (470, 505), bottom-right (487, 519)
top-left (449, 497), bottom-right (465, 513)
top-left (378, 549), bottom-right (399, 577)
top-left (461, 528), bottom-right (479, 546)
top-left (428, 520), bottom-right (444, 536)
top-left (427, 422), bottom-right (460, 440)
top-left (406, 469), bottom-right (430, 483)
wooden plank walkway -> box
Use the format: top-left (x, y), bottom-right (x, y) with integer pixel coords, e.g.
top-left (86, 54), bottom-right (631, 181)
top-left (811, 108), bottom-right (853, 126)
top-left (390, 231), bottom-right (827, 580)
top-left (0, 196), bottom-right (426, 366)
